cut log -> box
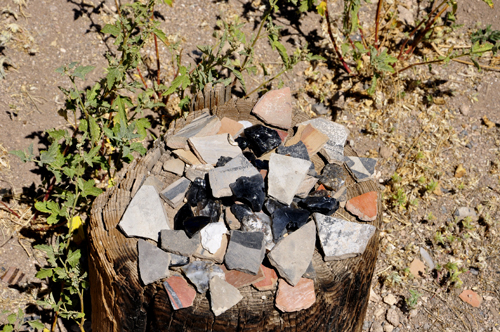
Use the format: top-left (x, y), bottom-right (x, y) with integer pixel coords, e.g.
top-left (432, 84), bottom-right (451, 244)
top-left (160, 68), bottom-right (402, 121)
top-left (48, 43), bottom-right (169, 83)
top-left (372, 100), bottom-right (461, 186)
top-left (88, 84), bottom-right (381, 331)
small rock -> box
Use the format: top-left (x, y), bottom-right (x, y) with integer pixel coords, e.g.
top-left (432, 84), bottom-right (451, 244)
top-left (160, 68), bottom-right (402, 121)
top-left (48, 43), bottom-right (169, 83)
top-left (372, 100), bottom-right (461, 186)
top-left (275, 278), bottom-right (316, 312)
top-left (345, 156), bottom-right (378, 181)
top-left (119, 184), bottom-right (170, 242)
top-left (189, 134), bottom-right (242, 165)
top-left (268, 154), bottom-right (312, 205)
top-left (460, 105), bottom-right (470, 115)
top-left (370, 321), bottom-right (383, 332)
top-left (221, 264), bottom-right (265, 289)
top-left (346, 191), bottom-right (378, 221)
top-left (185, 164), bottom-right (213, 182)
top-left (163, 275), bottom-right (197, 310)
top-left (459, 289), bottom-right (482, 307)
top-left (312, 103), bottom-right (329, 115)
top-left (300, 118), bottom-right (349, 162)
top-left (185, 178), bottom-right (208, 207)
top-left (193, 234), bottom-right (228, 264)
top-left (300, 195), bottom-right (339, 215)
top-left (379, 146), bottom-right (393, 159)
top-left (455, 164), bottom-right (466, 178)
top-left (383, 324), bottom-right (394, 332)
top-left (454, 207), bottom-right (477, 220)
top-left (224, 230), bottom-right (266, 275)
top-left (374, 308), bottom-right (385, 318)
top-left (253, 265), bottom-right (278, 291)
top-left (241, 212), bottom-right (274, 251)
top-left (251, 87), bottom-right (292, 129)
top-left (386, 308), bottom-right (400, 326)
top-left (268, 222), bottom-right (316, 286)
top-left (383, 294), bottom-right (398, 306)
top-left (137, 239), bottom-right (170, 285)
top-left (160, 177), bottom-right (191, 208)
top-left (182, 261), bottom-right (225, 294)
top-left (313, 214), bottom-right (376, 260)
top-left (200, 222), bottom-right (228, 254)
top-left (163, 158), bottom-right (185, 176)
top-left (419, 247), bottom-right (435, 270)
top-left (397, 5), bottom-right (414, 25)
top-left (409, 259), bottom-right (426, 277)
top-left (209, 276), bottom-right (243, 316)
top-left (370, 287), bottom-right (381, 303)
top-left (363, 320), bottom-right (372, 331)
top-left (409, 309), bottom-right (418, 319)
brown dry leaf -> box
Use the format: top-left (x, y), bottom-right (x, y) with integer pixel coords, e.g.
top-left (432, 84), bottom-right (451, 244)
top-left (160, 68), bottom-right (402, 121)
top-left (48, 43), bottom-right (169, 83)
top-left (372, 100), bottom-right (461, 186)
top-left (482, 116), bottom-right (495, 129)
top-left (433, 97), bottom-right (445, 105)
top-left (433, 181), bottom-right (443, 196)
top-left (455, 164), bottom-right (466, 178)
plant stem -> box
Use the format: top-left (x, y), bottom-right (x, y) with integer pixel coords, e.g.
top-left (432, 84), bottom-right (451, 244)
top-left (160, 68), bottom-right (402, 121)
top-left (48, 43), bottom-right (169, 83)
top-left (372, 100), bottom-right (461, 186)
top-left (137, 67), bottom-right (148, 89)
top-left (374, 0), bottom-right (384, 48)
top-left (0, 201), bottom-right (21, 218)
top-left (114, 0), bottom-right (121, 17)
top-left (154, 34), bottom-right (162, 97)
top-left (324, 0), bottom-right (353, 74)
top-left (244, 67), bottom-right (287, 98)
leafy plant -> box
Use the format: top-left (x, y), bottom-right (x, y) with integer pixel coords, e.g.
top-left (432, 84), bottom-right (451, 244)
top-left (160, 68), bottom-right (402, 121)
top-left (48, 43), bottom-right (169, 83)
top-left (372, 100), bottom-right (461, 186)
top-left (406, 289), bottom-right (422, 309)
top-left (0, 309), bottom-right (44, 332)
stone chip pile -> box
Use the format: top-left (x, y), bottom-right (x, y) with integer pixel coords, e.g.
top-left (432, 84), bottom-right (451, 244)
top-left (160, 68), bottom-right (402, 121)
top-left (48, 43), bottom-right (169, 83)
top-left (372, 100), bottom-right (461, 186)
top-left (117, 87), bottom-right (380, 316)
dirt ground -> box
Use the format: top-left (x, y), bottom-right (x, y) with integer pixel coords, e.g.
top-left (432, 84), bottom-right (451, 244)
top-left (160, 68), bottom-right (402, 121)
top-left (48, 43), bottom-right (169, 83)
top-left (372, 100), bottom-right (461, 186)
top-left (0, 0), bottom-right (499, 331)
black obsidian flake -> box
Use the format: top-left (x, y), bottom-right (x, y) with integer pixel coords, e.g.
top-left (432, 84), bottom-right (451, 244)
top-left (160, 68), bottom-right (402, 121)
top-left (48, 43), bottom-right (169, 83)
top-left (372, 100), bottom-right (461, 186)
top-left (230, 204), bottom-right (254, 222)
top-left (244, 125), bottom-right (282, 156)
top-left (264, 198), bottom-right (287, 215)
top-left (186, 177), bottom-right (208, 207)
top-left (271, 207), bottom-right (310, 242)
top-left (319, 163), bottom-right (346, 192)
top-left (229, 174), bottom-right (266, 212)
top-left (174, 203), bottom-right (194, 230)
top-left (235, 137), bottom-right (248, 150)
top-left (197, 199), bottom-right (221, 223)
top-left (299, 196), bottom-right (339, 215)
top-left (276, 141), bottom-right (310, 161)
top-left (216, 156), bottom-right (233, 167)
top-left (183, 216), bottom-right (211, 238)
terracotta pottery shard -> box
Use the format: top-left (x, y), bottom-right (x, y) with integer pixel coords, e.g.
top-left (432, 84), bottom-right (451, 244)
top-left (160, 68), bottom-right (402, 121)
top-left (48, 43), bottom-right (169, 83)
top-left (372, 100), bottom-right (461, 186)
top-left (346, 191), bottom-right (378, 221)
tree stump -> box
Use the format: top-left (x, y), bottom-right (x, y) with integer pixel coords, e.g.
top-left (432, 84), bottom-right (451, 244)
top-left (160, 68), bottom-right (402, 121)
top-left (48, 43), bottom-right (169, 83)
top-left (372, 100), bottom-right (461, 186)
top-left (88, 84), bottom-right (381, 331)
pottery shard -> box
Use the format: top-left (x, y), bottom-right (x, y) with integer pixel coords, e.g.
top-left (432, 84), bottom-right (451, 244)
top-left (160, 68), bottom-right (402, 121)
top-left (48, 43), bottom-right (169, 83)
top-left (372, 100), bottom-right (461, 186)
top-left (253, 265), bottom-right (278, 291)
top-left (189, 134), bottom-right (242, 165)
top-left (275, 278), bottom-right (316, 312)
top-left (217, 117), bottom-right (244, 138)
top-left (209, 154), bottom-right (260, 198)
top-left (268, 154), bottom-right (312, 205)
top-left (163, 275), bottom-right (197, 310)
top-left (251, 87), bottom-right (292, 129)
top-left (459, 290), bottom-right (482, 308)
top-left (137, 239), bottom-right (171, 285)
top-left (209, 276), bottom-right (243, 316)
top-left (221, 264), bottom-right (265, 288)
top-left (345, 191), bottom-right (378, 221)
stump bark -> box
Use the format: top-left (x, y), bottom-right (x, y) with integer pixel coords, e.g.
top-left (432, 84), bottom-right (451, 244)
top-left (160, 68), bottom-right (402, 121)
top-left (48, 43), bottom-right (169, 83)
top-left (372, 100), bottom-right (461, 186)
top-left (88, 84), bottom-right (381, 331)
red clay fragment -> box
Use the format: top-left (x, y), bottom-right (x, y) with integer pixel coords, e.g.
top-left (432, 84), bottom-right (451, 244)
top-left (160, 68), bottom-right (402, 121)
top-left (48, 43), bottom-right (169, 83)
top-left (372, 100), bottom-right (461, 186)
top-left (275, 278), bottom-right (315, 312)
top-left (253, 265), bottom-right (278, 291)
top-left (221, 265), bottom-right (265, 288)
top-left (459, 290), bottom-right (482, 308)
top-left (163, 276), bottom-right (197, 310)
top-left (346, 191), bottom-right (378, 221)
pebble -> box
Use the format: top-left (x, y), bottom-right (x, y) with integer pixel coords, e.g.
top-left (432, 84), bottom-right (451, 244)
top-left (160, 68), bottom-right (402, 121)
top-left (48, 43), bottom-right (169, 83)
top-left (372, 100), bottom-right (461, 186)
top-left (363, 321), bottom-right (372, 330)
top-left (370, 321), bottom-right (383, 332)
top-left (460, 105), bottom-right (470, 115)
top-left (386, 308), bottom-right (400, 326)
top-left (409, 309), bottom-right (418, 319)
top-left (383, 324), bottom-right (394, 332)
top-left (383, 294), bottom-right (397, 306)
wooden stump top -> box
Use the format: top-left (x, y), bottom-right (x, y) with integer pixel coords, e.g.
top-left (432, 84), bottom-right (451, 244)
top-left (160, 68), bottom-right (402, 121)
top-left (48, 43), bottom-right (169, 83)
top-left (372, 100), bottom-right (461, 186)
top-left (88, 84), bottom-right (381, 331)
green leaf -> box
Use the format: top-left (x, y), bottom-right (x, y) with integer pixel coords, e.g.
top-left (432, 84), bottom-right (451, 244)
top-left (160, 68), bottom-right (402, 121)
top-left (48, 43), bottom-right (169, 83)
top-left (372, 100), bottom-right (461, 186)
top-left (47, 129), bottom-right (66, 142)
top-left (78, 119), bottom-right (88, 132)
top-left (106, 66), bottom-right (122, 89)
top-left (73, 65), bottom-right (95, 80)
top-left (53, 267), bottom-right (67, 279)
top-left (135, 118), bottom-right (151, 139)
top-left (101, 23), bottom-right (121, 37)
top-left (367, 74), bottom-right (378, 96)
top-left (163, 0), bottom-right (173, 6)
top-left (35, 268), bottom-right (53, 279)
top-left (164, 67), bottom-right (189, 95)
top-left (35, 201), bottom-right (50, 213)
top-left (481, 0), bottom-right (493, 8)
top-left (316, 1), bottom-right (326, 16)
top-left (88, 116), bottom-right (100, 144)
top-left (27, 321), bottom-right (45, 330)
top-left (67, 249), bottom-right (81, 268)
top-left (130, 142), bottom-right (147, 155)
top-left (7, 313), bottom-right (16, 324)
top-left (153, 28), bottom-right (167, 44)
top-left (272, 41), bottom-right (290, 68)
top-left (81, 179), bottom-right (102, 198)
top-left (3, 325), bottom-right (14, 332)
